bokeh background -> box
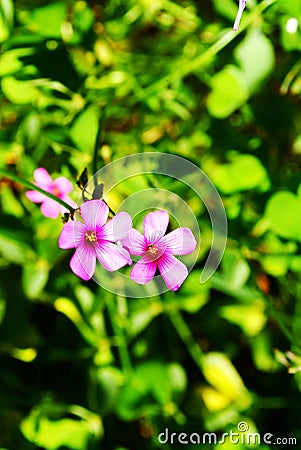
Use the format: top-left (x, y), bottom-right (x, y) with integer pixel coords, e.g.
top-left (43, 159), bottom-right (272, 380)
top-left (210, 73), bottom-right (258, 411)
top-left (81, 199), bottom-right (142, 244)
top-left (1, 0), bottom-right (301, 448)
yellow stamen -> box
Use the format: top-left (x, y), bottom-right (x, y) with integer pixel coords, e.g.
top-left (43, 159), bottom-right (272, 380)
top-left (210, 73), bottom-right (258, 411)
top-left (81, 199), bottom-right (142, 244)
top-left (146, 244), bottom-right (158, 255)
top-left (85, 231), bottom-right (97, 243)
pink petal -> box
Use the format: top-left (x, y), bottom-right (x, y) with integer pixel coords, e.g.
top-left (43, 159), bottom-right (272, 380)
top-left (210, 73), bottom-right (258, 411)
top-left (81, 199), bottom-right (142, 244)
top-left (130, 256), bottom-right (157, 284)
top-left (162, 228), bottom-right (197, 256)
top-left (54, 177), bottom-right (74, 195)
top-left (144, 210), bottom-right (169, 242)
top-left (95, 241), bottom-right (131, 271)
top-left (70, 246), bottom-right (96, 280)
top-left (101, 212), bottom-right (132, 242)
top-left (58, 221), bottom-right (86, 249)
top-left (40, 199), bottom-right (61, 218)
top-left (116, 241), bottom-right (132, 265)
top-left (157, 253), bottom-right (188, 291)
top-left (25, 190), bottom-right (47, 203)
top-left (80, 200), bottom-right (109, 229)
top-left (122, 228), bottom-right (146, 255)
top-left (33, 168), bottom-right (52, 186)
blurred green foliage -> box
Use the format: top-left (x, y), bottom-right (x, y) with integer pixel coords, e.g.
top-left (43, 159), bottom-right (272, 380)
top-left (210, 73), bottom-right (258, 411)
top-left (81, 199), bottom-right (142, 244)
top-left (1, 0), bottom-right (301, 449)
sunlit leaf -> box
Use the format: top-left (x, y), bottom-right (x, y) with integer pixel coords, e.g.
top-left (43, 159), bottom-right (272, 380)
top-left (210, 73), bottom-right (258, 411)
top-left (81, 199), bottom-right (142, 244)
top-left (22, 259), bottom-right (49, 299)
top-left (265, 191), bottom-right (301, 241)
top-left (235, 30), bottom-right (275, 92)
top-left (206, 153), bottom-right (270, 194)
top-left (20, 405), bottom-right (102, 450)
top-left (24, 2), bottom-right (66, 38)
top-left (220, 302), bottom-right (267, 336)
top-left (202, 352), bottom-right (252, 408)
top-left (207, 65), bottom-right (248, 118)
top-left (70, 106), bottom-right (99, 153)
top-left (1, 76), bottom-right (39, 104)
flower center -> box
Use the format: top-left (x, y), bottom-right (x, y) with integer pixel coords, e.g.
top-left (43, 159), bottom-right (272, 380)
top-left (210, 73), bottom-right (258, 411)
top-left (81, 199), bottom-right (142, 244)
top-left (52, 187), bottom-right (61, 197)
top-left (146, 244), bottom-right (158, 255)
top-left (85, 230), bottom-right (97, 243)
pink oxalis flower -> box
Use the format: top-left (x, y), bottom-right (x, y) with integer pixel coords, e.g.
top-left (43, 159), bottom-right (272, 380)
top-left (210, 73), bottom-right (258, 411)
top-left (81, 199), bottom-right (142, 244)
top-left (58, 200), bottom-right (132, 281)
top-left (122, 210), bottom-right (197, 291)
top-left (26, 168), bottom-right (76, 218)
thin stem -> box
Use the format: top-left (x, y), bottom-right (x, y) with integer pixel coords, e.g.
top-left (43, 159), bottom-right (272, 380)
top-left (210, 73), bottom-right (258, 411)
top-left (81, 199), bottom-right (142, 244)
top-left (93, 119), bottom-right (103, 178)
top-left (107, 295), bottom-right (132, 377)
top-left (175, 0), bottom-right (275, 80)
top-left (0, 168), bottom-right (75, 213)
top-left (167, 310), bottom-right (204, 373)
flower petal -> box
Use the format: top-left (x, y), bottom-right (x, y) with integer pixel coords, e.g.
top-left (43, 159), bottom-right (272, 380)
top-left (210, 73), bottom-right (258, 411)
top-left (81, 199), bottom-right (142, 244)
top-left (54, 177), bottom-right (73, 194)
top-left (122, 228), bottom-right (146, 255)
top-left (40, 199), bottom-right (61, 218)
top-left (70, 246), bottom-right (96, 280)
top-left (116, 241), bottom-right (132, 265)
top-left (130, 256), bottom-right (157, 284)
top-left (25, 190), bottom-right (47, 203)
top-left (33, 168), bottom-right (52, 186)
top-left (95, 241), bottom-right (131, 271)
top-left (80, 200), bottom-right (109, 229)
top-left (58, 221), bottom-right (86, 249)
top-left (101, 212), bottom-right (132, 241)
top-left (157, 253), bottom-right (188, 291)
top-left (144, 210), bottom-right (169, 242)
top-left (162, 228), bottom-right (197, 255)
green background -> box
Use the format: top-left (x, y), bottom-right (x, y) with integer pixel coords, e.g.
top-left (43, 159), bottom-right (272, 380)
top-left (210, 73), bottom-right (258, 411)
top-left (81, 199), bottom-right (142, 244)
top-left (1, 0), bottom-right (301, 448)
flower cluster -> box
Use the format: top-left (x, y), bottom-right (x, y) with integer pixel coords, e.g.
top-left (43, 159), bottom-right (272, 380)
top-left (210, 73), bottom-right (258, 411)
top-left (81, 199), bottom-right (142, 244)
top-left (26, 168), bottom-right (197, 291)
top-left (26, 168), bottom-right (76, 218)
top-left (58, 201), bottom-right (196, 291)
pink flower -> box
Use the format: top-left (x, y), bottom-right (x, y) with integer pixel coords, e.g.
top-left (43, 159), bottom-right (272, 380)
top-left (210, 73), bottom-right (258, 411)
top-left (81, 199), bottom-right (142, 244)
top-left (58, 200), bottom-right (132, 281)
top-left (122, 210), bottom-right (197, 291)
top-left (26, 168), bottom-right (76, 218)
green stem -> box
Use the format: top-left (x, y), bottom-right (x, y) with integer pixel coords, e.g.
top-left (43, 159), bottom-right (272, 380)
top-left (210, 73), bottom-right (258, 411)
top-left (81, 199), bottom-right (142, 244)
top-left (0, 168), bottom-right (75, 213)
top-left (167, 310), bottom-right (204, 373)
top-left (107, 296), bottom-right (132, 377)
top-left (93, 119), bottom-right (103, 178)
top-left (174, 0), bottom-right (275, 80)
top-left (145, 0), bottom-right (275, 96)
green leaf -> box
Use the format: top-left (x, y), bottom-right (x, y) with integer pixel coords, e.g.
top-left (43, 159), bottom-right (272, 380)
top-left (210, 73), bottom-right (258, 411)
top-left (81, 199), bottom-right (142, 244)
top-left (280, 16), bottom-right (301, 52)
top-left (260, 254), bottom-right (290, 277)
top-left (265, 191), bottom-right (301, 241)
top-left (277, 0), bottom-right (301, 16)
top-left (54, 297), bottom-right (97, 346)
top-left (22, 259), bottom-right (49, 299)
top-left (220, 249), bottom-right (250, 290)
top-left (202, 352), bottom-right (252, 409)
top-left (1, 77), bottom-right (39, 104)
top-left (136, 362), bottom-right (172, 405)
top-left (220, 301), bottom-right (267, 336)
top-left (20, 405), bottom-right (101, 450)
top-left (0, 233), bottom-right (35, 264)
top-left (25, 2), bottom-right (66, 38)
top-left (235, 30), bottom-right (275, 92)
top-left (207, 65), bottom-right (249, 118)
top-left (117, 362), bottom-right (177, 420)
top-left (0, 0), bottom-right (14, 42)
top-left (212, 0), bottom-right (238, 20)
top-left (207, 153), bottom-right (270, 194)
top-left (0, 48), bottom-right (35, 76)
top-left (70, 105), bottom-right (99, 153)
